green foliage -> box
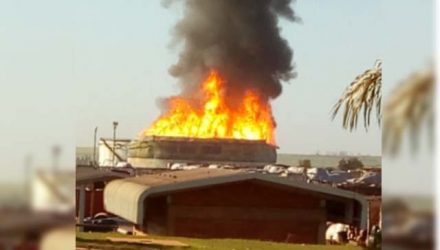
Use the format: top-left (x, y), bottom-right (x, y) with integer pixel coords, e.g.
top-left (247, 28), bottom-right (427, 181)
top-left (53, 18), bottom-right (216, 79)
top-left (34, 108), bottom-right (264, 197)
top-left (337, 157), bottom-right (364, 171)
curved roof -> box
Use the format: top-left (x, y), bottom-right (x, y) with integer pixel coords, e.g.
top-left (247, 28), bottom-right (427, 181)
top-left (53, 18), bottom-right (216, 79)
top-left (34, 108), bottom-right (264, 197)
top-left (104, 168), bottom-right (368, 227)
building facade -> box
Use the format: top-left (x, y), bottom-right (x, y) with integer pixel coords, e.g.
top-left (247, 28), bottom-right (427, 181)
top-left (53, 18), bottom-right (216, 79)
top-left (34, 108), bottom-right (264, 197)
top-left (128, 136), bottom-right (277, 168)
top-left (104, 169), bottom-right (368, 244)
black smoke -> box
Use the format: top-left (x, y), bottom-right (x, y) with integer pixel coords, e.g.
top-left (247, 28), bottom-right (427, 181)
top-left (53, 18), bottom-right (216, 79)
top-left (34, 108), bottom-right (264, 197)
top-left (165, 0), bottom-right (299, 103)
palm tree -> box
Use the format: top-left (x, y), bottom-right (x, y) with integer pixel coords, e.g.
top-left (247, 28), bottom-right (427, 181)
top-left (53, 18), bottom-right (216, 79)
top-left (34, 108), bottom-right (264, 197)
top-left (382, 66), bottom-right (434, 155)
top-left (331, 60), bottom-right (382, 131)
top-left (332, 59), bottom-right (434, 155)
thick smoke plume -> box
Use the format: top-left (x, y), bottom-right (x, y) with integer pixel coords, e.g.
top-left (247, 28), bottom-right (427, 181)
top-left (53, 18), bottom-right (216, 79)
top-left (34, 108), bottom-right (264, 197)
top-left (166, 0), bottom-right (298, 102)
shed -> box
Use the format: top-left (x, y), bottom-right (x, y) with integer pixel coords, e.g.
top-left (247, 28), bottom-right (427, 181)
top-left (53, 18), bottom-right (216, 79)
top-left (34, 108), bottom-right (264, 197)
top-left (104, 169), bottom-right (368, 244)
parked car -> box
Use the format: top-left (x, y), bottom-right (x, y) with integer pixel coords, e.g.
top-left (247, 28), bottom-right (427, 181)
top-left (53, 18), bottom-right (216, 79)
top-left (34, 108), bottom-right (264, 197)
top-left (83, 213), bottom-right (119, 232)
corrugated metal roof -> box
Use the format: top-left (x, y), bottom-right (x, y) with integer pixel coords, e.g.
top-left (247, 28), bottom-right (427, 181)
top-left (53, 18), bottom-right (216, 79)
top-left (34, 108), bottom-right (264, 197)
top-left (104, 168), bottom-right (369, 228)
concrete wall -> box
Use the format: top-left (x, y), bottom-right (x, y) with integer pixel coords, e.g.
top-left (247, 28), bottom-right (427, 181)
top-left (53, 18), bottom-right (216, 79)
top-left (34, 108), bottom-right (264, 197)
top-left (128, 138), bottom-right (277, 167)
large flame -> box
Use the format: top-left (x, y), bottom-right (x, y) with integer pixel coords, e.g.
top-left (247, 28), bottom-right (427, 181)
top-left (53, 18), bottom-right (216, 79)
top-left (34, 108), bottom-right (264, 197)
top-left (142, 70), bottom-right (276, 144)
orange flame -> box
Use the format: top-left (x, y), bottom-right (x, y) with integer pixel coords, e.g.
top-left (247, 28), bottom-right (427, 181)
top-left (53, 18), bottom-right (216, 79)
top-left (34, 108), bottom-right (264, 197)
top-left (143, 70), bottom-right (276, 144)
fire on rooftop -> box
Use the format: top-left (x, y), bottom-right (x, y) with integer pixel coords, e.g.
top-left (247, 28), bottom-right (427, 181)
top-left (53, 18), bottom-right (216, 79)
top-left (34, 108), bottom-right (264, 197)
top-left (132, 70), bottom-right (280, 168)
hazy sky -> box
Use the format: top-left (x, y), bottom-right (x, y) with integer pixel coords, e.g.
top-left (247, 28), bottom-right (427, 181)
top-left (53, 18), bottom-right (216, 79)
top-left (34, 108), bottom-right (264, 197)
top-left (0, 0), bottom-right (433, 184)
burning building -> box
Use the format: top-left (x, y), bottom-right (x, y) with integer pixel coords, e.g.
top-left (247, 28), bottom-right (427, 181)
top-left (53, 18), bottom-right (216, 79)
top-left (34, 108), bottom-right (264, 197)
top-left (142, 71), bottom-right (277, 144)
top-left (132, 70), bottom-right (280, 168)
top-left (127, 136), bottom-right (277, 168)
top-left (133, 0), bottom-right (299, 167)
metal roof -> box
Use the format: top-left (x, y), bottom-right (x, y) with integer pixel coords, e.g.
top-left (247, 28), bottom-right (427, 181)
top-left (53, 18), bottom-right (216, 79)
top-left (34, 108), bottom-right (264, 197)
top-left (99, 138), bottom-right (132, 143)
top-left (76, 166), bottom-right (126, 185)
top-left (115, 168), bottom-right (241, 186)
top-left (104, 168), bottom-right (368, 228)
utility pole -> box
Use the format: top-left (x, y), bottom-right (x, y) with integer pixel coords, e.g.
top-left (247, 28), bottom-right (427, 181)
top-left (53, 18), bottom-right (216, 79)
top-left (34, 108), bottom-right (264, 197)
top-left (93, 126), bottom-right (98, 168)
top-left (112, 121), bottom-right (118, 166)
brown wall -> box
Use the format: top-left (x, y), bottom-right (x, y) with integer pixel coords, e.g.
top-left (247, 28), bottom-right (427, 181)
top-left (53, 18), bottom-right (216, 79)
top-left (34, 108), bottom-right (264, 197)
top-left (75, 189), bottom-right (105, 218)
top-left (368, 198), bottom-right (381, 230)
top-left (144, 180), bottom-right (330, 243)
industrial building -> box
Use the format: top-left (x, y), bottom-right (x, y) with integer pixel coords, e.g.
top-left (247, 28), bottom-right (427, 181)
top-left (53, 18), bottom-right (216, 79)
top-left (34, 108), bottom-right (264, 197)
top-left (75, 138), bottom-right (130, 167)
top-left (95, 138), bottom-right (131, 167)
top-left (127, 136), bottom-right (277, 168)
top-left (104, 168), bottom-right (368, 244)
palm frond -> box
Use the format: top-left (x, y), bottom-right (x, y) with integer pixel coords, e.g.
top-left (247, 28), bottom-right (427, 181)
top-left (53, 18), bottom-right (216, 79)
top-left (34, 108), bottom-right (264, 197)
top-left (332, 60), bottom-right (382, 131)
top-left (382, 66), bottom-right (434, 156)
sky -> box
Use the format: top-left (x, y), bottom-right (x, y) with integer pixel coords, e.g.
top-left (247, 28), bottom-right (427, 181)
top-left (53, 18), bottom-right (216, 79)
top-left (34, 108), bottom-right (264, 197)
top-left (0, 0), bottom-right (434, 191)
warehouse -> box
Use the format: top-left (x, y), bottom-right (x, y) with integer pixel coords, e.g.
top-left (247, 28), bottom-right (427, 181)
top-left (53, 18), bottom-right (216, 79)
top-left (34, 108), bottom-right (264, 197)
top-left (104, 169), bottom-right (368, 244)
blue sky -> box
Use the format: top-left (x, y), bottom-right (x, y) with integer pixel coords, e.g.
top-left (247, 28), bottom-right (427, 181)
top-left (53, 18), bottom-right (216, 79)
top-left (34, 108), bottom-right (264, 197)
top-left (0, 0), bottom-right (433, 188)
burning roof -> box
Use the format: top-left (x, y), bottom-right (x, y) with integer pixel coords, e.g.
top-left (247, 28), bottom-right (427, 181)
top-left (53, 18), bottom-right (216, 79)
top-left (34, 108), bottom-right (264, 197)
top-left (139, 0), bottom-right (299, 145)
top-left (141, 71), bottom-right (276, 144)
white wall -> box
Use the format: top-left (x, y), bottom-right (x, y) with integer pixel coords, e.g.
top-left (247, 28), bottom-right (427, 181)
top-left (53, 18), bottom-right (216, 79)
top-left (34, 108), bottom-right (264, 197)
top-left (98, 140), bottom-right (129, 167)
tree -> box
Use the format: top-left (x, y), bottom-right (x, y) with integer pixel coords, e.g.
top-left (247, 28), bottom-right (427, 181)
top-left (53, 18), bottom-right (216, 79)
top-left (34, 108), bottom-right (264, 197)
top-left (332, 60), bottom-right (434, 155)
top-left (337, 157), bottom-right (364, 171)
top-left (332, 60), bottom-right (382, 131)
